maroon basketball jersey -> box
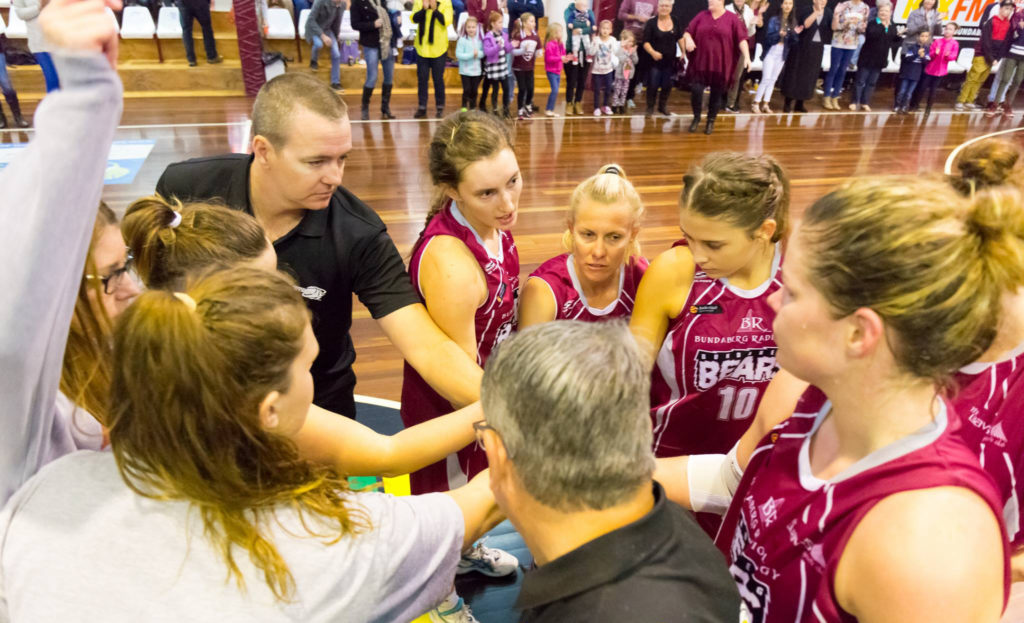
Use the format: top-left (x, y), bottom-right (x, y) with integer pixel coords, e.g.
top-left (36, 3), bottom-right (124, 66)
top-left (953, 343), bottom-right (1024, 547)
top-left (401, 201), bottom-right (519, 494)
top-left (649, 242), bottom-right (783, 458)
top-left (716, 387), bottom-right (1010, 623)
top-left (528, 253), bottom-right (648, 322)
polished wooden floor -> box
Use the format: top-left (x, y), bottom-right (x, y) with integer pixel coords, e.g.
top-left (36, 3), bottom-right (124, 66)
top-left (5, 94), bottom-right (1022, 400)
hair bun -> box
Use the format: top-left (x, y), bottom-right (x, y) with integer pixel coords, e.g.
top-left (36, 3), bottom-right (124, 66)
top-left (599, 163), bottom-right (627, 178)
top-left (967, 186), bottom-right (1024, 292)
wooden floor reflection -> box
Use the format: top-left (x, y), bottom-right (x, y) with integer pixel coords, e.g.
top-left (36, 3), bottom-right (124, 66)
top-left (5, 94), bottom-right (1020, 400)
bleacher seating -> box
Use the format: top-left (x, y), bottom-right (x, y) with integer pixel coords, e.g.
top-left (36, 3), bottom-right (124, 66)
top-left (339, 10), bottom-right (359, 41)
top-left (949, 46), bottom-right (973, 75)
top-left (120, 6), bottom-right (157, 39)
top-left (156, 5), bottom-right (183, 39)
top-left (5, 9), bottom-right (27, 38)
top-left (266, 7), bottom-right (296, 38)
top-left (298, 8), bottom-right (310, 36)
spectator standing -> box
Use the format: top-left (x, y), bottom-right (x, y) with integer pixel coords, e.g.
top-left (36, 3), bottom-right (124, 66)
top-left (850, 1), bottom-right (901, 111)
top-left (822, 0), bottom-right (869, 110)
top-left (457, 16), bottom-right (485, 110)
top-left (564, 25), bottom-right (591, 114)
top-left (481, 10), bottom-right (513, 115)
top-left (508, 0), bottom-right (543, 23)
top-left (0, 40), bottom-right (30, 127)
top-left (544, 22), bottom-right (567, 115)
top-left (781, 0), bottom-right (831, 112)
top-left (612, 30), bottom-right (639, 113)
top-left (352, 0), bottom-right (398, 119)
top-left (412, 0), bottom-right (453, 118)
top-left (177, 0), bottom-right (224, 67)
top-left (306, 0), bottom-right (345, 90)
top-left (618, 0), bottom-right (658, 106)
top-left (751, 0), bottom-right (799, 113)
top-left (955, 0), bottom-right (1013, 110)
top-left (986, 6), bottom-right (1024, 117)
top-left (896, 30), bottom-right (931, 113)
top-left (724, 0), bottom-right (760, 112)
top-left (642, 0), bottom-right (683, 117)
top-left (564, 0), bottom-right (597, 34)
top-left (588, 19), bottom-right (619, 115)
top-left (512, 12), bottom-right (541, 118)
top-left (682, 0), bottom-right (751, 134)
top-left (920, 21), bottom-right (958, 114)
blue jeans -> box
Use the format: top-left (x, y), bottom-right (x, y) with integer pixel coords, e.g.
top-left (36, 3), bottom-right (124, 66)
top-left (363, 46), bottom-right (395, 88)
top-left (897, 77), bottom-right (919, 107)
top-left (35, 52), bottom-right (60, 92)
top-left (850, 33), bottom-right (866, 67)
top-left (592, 71), bottom-right (612, 108)
top-left (546, 71), bottom-right (560, 110)
top-left (293, 0), bottom-right (309, 20)
top-left (853, 67), bottom-right (880, 105)
top-left (0, 54), bottom-right (14, 97)
top-left (312, 33), bottom-right (342, 85)
top-left (824, 46), bottom-right (856, 97)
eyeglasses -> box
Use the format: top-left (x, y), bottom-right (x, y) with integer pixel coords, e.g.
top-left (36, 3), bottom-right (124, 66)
top-left (84, 248), bottom-right (136, 295)
top-left (473, 419), bottom-right (496, 452)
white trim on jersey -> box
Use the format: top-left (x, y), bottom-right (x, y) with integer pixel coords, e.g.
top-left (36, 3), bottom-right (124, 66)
top-left (811, 601), bottom-right (827, 623)
top-left (958, 338), bottom-right (1024, 376)
top-left (1003, 452), bottom-right (1020, 542)
top-left (796, 398), bottom-right (949, 490)
top-left (566, 255), bottom-right (626, 317)
top-left (795, 559), bottom-right (808, 623)
top-left (450, 201), bottom-right (504, 263)
top-left (718, 242), bottom-right (783, 300)
top-left (817, 485), bottom-right (834, 533)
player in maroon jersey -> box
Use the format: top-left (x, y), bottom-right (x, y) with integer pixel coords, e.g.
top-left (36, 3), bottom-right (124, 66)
top-left (400, 111), bottom-right (522, 619)
top-left (661, 177), bottom-right (1022, 622)
top-left (519, 164), bottom-right (649, 327)
top-left (401, 111), bottom-right (521, 497)
top-left (630, 152), bottom-right (790, 461)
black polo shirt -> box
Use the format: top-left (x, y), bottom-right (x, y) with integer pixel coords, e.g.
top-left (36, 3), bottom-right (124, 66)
top-left (155, 154), bottom-right (420, 418)
top-left (517, 482), bottom-right (741, 622)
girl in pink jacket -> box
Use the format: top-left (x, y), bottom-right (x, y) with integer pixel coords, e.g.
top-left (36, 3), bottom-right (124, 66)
top-left (921, 22), bottom-right (960, 113)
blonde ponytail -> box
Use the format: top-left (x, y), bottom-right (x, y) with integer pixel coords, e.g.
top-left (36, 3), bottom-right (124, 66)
top-left (564, 163), bottom-right (645, 262)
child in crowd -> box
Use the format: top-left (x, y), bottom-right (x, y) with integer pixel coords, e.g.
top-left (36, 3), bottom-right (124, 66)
top-left (564, 25), bottom-right (591, 115)
top-left (564, 0), bottom-right (596, 34)
top-left (481, 10), bottom-right (512, 116)
top-left (612, 30), bottom-right (638, 114)
top-left (544, 21), bottom-right (568, 116)
top-left (512, 12), bottom-right (541, 119)
top-left (897, 30), bottom-right (931, 113)
top-left (588, 19), bottom-right (619, 116)
top-left (920, 21), bottom-right (959, 114)
top-left (457, 16), bottom-right (484, 110)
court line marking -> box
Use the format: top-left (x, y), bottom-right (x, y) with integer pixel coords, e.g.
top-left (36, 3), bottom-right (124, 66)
top-left (944, 126), bottom-right (1024, 175)
top-left (354, 394), bottom-right (402, 409)
top-left (0, 109), bottom-right (1011, 134)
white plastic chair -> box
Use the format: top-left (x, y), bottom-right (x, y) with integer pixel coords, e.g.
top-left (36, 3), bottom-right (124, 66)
top-left (120, 5), bottom-right (156, 38)
top-left (950, 46), bottom-right (974, 74)
top-left (882, 48), bottom-right (900, 73)
top-left (400, 10), bottom-right (417, 39)
top-left (0, 0), bottom-right (9, 8)
top-left (104, 7), bottom-right (120, 30)
top-left (157, 5), bottom-right (183, 39)
top-left (456, 11), bottom-right (467, 33)
top-left (0, 13), bottom-right (6, 36)
top-left (266, 7), bottom-right (296, 38)
top-left (820, 44), bottom-right (831, 72)
top-left (5, 9), bottom-right (27, 38)
top-left (338, 10), bottom-right (359, 41)
top-left (447, 22), bottom-right (458, 40)
top-left (298, 8), bottom-right (310, 36)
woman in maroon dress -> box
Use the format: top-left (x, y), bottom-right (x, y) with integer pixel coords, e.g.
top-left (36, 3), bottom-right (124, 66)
top-left (682, 0), bottom-right (750, 134)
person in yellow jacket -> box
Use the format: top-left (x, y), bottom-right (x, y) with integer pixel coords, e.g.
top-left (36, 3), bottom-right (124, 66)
top-left (413, 0), bottom-right (454, 118)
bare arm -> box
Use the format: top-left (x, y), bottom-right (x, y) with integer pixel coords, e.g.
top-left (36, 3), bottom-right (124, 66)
top-left (445, 469), bottom-right (506, 550)
top-left (517, 277), bottom-right (557, 329)
top-left (629, 246), bottom-right (694, 367)
top-left (835, 486), bottom-right (1005, 622)
top-left (293, 402), bottom-right (481, 478)
top-left (739, 38), bottom-right (750, 69)
top-left (377, 303), bottom-right (483, 408)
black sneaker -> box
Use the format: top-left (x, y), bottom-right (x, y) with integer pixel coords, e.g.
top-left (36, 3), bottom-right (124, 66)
top-left (310, 60), bottom-right (319, 71)
top-left (188, 59), bottom-right (198, 67)
top-left (725, 105), bottom-right (739, 113)
top-left (414, 108), bottom-right (427, 119)
top-left (331, 83), bottom-right (343, 92)
top-left (207, 55), bottom-right (223, 64)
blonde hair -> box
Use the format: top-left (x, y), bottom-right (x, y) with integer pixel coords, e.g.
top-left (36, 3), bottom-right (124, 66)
top-left (62, 203), bottom-right (118, 427)
top-left (681, 151), bottom-right (790, 243)
top-left (122, 195), bottom-right (270, 291)
top-left (252, 73), bottom-right (348, 148)
top-left (109, 268), bottom-right (369, 601)
top-left (801, 177), bottom-right (1024, 383)
top-left (620, 29), bottom-right (636, 43)
top-left (461, 14), bottom-right (479, 36)
top-left (950, 138), bottom-right (1024, 196)
top-left (545, 21), bottom-right (564, 44)
top-left (562, 164), bottom-right (645, 261)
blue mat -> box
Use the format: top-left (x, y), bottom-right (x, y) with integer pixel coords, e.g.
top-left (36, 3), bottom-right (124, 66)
top-left (355, 398), bottom-right (527, 623)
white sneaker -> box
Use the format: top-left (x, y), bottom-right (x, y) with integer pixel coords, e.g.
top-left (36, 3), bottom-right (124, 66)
top-left (428, 591), bottom-right (479, 623)
top-left (593, 108), bottom-right (602, 116)
top-left (457, 540), bottom-right (520, 577)
top-left (626, 98), bottom-right (636, 108)
top-left (953, 102), bottom-right (965, 111)
top-left (602, 106), bottom-right (613, 115)
top-left (545, 110), bottom-right (556, 117)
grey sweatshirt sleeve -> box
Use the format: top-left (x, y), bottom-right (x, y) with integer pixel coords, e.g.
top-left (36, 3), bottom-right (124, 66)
top-left (0, 53), bottom-right (123, 506)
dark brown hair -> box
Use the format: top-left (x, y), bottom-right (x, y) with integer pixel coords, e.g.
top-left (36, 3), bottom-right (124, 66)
top-left (680, 151), bottom-right (790, 243)
top-left (950, 138), bottom-right (1024, 196)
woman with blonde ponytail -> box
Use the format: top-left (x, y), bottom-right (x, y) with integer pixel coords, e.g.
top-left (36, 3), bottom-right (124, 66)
top-left (0, 267), bottom-right (502, 621)
top-left (519, 164), bottom-right (648, 328)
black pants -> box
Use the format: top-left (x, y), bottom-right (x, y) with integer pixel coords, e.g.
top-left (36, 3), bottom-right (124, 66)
top-left (919, 73), bottom-right (943, 108)
top-left (592, 72), bottom-right (613, 109)
top-left (461, 74), bottom-right (481, 109)
top-left (481, 76), bottom-right (509, 110)
top-left (416, 54), bottom-right (446, 110)
top-left (178, 0), bottom-right (218, 63)
top-left (691, 82), bottom-right (726, 121)
top-left (564, 62), bottom-right (588, 103)
top-left (646, 64), bottom-right (673, 111)
top-left (515, 70), bottom-right (534, 109)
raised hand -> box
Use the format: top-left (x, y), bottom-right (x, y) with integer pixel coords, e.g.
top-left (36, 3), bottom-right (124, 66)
top-left (39, 0), bottom-right (123, 68)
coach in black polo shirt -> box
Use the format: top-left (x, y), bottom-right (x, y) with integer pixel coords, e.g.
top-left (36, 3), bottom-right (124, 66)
top-left (476, 321), bottom-right (740, 622)
top-left (156, 73), bottom-right (482, 418)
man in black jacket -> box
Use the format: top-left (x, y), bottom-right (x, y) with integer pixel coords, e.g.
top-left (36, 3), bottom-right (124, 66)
top-left (305, 0), bottom-right (345, 90)
top-left (155, 73), bottom-right (483, 419)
